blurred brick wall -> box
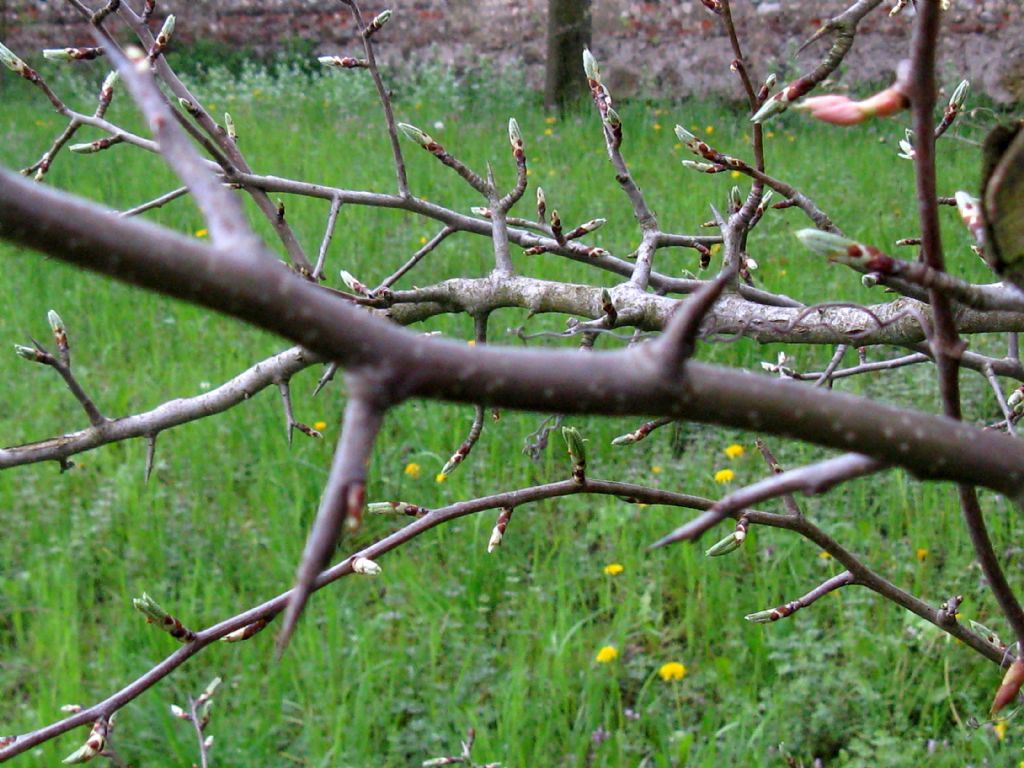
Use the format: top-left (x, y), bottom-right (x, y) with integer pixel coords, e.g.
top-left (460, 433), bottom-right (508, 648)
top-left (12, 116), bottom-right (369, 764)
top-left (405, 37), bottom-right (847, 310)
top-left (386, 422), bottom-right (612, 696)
top-left (3, 1), bottom-right (1022, 102)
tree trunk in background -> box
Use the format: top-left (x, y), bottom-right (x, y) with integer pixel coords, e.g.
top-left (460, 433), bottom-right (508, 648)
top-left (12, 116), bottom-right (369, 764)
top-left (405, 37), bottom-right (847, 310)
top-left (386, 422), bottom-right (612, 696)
top-left (544, 0), bottom-right (591, 111)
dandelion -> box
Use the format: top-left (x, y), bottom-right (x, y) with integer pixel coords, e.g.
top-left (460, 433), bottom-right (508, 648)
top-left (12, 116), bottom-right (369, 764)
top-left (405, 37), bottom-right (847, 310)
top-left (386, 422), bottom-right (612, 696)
top-left (653, 122), bottom-right (662, 131)
top-left (724, 444), bottom-right (745, 459)
top-left (435, 472), bottom-right (447, 483)
top-left (714, 468), bottom-right (735, 483)
top-left (710, 243), bottom-right (722, 255)
top-left (419, 235), bottom-right (428, 245)
top-left (545, 115), bottom-right (557, 124)
top-left (595, 645), bottom-right (618, 663)
top-left (673, 142), bottom-right (683, 150)
top-left (195, 228), bottom-right (208, 238)
top-left (730, 170), bottom-right (741, 179)
top-left (403, 462), bottom-right (422, 479)
top-left (658, 662), bottom-right (687, 681)
top-left (766, 130), bottom-right (776, 139)
top-left (994, 719), bottom-right (1008, 741)
top-left (818, 551), bottom-right (832, 560)
top-left (544, 128), bottom-right (554, 136)
top-left (603, 563), bottom-right (624, 576)
top-left (313, 420), bottom-right (327, 431)
top-left (916, 547), bottom-right (928, 562)
top-left (651, 465), bottom-right (663, 475)
top-left (705, 125), bottom-right (715, 134)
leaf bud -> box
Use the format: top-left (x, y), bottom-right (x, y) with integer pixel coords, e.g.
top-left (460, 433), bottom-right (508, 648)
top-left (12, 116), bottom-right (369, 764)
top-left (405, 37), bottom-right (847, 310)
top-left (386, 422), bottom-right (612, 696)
top-left (352, 557), bottom-right (382, 575)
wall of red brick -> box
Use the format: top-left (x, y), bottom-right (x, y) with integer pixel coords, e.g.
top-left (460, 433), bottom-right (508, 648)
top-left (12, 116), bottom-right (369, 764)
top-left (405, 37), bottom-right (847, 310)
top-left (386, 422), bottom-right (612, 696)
top-left (3, 1), bottom-right (1022, 102)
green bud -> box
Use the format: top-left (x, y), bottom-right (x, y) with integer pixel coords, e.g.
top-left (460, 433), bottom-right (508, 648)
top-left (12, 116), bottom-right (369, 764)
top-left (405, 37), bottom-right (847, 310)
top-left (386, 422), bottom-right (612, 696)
top-left (0, 41), bottom-right (28, 74)
top-left (750, 94), bottom-right (788, 124)
top-left (744, 609), bottom-right (777, 624)
top-left (604, 106), bottom-right (621, 129)
top-left (14, 344), bottom-right (37, 360)
top-left (611, 433), bottom-right (637, 446)
top-left (536, 187), bottom-right (546, 207)
top-left (43, 48), bottom-right (74, 61)
top-left (101, 70), bottom-right (119, 93)
top-left (69, 142), bottom-right (99, 154)
top-left (682, 160), bottom-right (716, 173)
top-left (861, 273), bottom-right (879, 288)
top-left (224, 112), bottom-right (236, 142)
top-left (729, 186), bottom-right (742, 209)
top-left (561, 426), bottom-right (586, 470)
top-left (470, 206), bottom-right (491, 218)
top-left (705, 532), bottom-right (742, 557)
top-left (948, 79), bottom-right (969, 110)
top-left (156, 14), bottom-right (175, 46)
top-left (47, 309), bottom-right (64, 333)
top-left (764, 73), bottom-right (777, 90)
top-left (508, 117), bottom-right (522, 147)
top-left (132, 592), bottom-right (170, 623)
top-left (352, 557), bottom-right (382, 575)
top-left (398, 122), bottom-right (435, 148)
top-left (582, 48), bottom-right (600, 82)
top-left (795, 228), bottom-right (858, 259)
top-left (674, 124), bottom-right (696, 143)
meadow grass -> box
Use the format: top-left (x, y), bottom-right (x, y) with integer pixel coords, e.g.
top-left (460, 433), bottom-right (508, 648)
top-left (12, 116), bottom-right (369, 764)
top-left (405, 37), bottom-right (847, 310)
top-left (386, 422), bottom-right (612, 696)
top-left (0, 64), bottom-right (1018, 767)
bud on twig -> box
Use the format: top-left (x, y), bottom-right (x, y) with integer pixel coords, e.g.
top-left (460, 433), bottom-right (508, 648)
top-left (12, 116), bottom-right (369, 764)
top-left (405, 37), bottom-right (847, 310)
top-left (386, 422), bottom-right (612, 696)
top-left (340, 269), bottom-right (368, 295)
top-left (318, 55), bottom-right (369, 69)
top-left (0, 41), bottom-right (33, 78)
top-left (352, 557), bottom-right (382, 575)
top-left (224, 112), bottom-right (237, 143)
top-left (682, 160), bottom-right (720, 174)
top-left (367, 500), bottom-right (428, 516)
top-left (508, 117), bottom-right (523, 154)
top-left (582, 48), bottom-right (600, 83)
top-left (536, 187), bottom-right (546, 223)
top-left (132, 592), bottom-right (196, 642)
top-left (398, 122), bottom-right (437, 150)
top-left (14, 344), bottom-right (41, 361)
top-left (222, 618), bottom-right (269, 642)
top-left (565, 218), bottom-right (606, 240)
top-left (61, 719), bottom-right (108, 764)
top-left (562, 426), bottom-right (586, 483)
top-left (154, 14), bottom-right (175, 51)
top-left (948, 79), bottom-right (969, 111)
top-left (705, 531), bottom-right (743, 557)
top-left (363, 9), bottom-right (392, 38)
top-left (487, 506), bottom-right (514, 553)
top-left (43, 47), bottom-right (104, 61)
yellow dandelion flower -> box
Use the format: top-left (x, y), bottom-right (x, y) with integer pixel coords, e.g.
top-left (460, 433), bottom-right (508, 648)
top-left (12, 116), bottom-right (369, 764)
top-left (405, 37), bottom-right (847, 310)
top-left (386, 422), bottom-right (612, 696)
top-left (714, 468), bottom-right (735, 483)
top-left (705, 125), bottom-right (715, 135)
top-left (658, 662), bottom-right (687, 681)
top-left (724, 444), bottom-right (745, 459)
top-left (467, 339), bottom-right (476, 347)
top-left (419, 235), bottom-right (428, 245)
top-left (994, 720), bottom-right (1007, 741)
top-left (545, 115), bottom-right (557, 124)
top-left (818, 551), bottom-right (832, 560)
top-left (730, 170), bottom-right (742, 179)
top-left (313, 421), bottom-right (327, 431)
top-left (403, 462), bottom-right (422, 479)
top-left (595, 645), bottom-right (618, 663)
top-left (435, 472), bottom-right (447, 483)
top-left (651, 465), bottom-right (663, 475)
top-left (673, 142), bottom-right (683, 150)
top-left (653, 122), bottom-right (662, 131)
top-left (916, 547), bottom-right (928, 562)
top-left (766, 130), bottom-right (776, 139)
top-left (710, 243), bottom-right (722, 255)
top-left (603, 563), bottom-right (624, 576)
top-left (195, 228), bottom-right (209, 238)
top-left (544, 127), bottom-right (554, 136)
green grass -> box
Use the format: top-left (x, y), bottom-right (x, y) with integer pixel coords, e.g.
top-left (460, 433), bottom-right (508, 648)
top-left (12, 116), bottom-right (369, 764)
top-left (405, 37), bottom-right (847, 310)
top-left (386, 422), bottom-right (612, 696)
top-left (0, 66), bottom-right (1019, 767)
